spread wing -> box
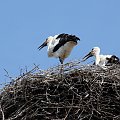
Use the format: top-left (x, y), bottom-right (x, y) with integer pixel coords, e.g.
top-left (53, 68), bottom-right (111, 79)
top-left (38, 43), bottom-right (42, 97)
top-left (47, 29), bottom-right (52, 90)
top-left (53, 33), bottom-right (80, 52)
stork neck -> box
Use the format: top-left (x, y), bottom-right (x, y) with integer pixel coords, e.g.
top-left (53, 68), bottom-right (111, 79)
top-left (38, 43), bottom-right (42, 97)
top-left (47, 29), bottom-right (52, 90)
top-left (95, 54), bottom-right (99, 57)
top-left (94, 54), bottom-right (100, 65)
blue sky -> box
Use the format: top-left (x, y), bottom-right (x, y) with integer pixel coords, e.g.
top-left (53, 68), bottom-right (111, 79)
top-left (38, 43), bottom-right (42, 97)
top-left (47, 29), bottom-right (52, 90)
top-left (0, 0), bottom-right (120, 87)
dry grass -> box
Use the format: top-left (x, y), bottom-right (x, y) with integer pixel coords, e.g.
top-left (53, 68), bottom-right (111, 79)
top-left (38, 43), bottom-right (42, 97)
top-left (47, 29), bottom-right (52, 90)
top-left (0, 60), bottom-right (120, 120)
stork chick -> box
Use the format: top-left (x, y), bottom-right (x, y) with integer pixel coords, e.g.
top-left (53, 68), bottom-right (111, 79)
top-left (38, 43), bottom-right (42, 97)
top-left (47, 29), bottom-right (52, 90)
top-left (82, 47), bottom-right (119, 66)
top-left (38, 33), bottom-right (80, 69)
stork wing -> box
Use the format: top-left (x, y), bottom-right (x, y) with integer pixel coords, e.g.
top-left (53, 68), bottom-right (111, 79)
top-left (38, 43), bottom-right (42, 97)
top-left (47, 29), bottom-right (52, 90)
top-left (53, 34), bottom-right (80, 52)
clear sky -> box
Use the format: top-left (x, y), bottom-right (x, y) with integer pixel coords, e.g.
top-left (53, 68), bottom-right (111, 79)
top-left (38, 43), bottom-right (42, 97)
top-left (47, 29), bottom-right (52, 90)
top-left (0, 0), bottom-right (120, 87)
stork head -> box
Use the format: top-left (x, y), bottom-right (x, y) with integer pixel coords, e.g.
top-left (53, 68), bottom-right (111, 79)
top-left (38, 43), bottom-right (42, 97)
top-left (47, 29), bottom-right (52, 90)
top-left (38, 36), bottom-right (53, 50)
top-left (82, 47), bottom-right (100, 61)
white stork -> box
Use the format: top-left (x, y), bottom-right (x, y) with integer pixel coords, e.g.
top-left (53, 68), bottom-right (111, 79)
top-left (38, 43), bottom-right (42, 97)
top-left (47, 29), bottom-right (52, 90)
top-left (82, 47), bottom-right (119, 66)
top-left (38, 33), bottom-right (80, 64)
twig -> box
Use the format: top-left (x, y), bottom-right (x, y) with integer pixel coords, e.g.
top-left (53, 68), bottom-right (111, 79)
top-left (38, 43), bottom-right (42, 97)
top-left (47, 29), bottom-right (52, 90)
top-left (0, 103), bottom-right (5, 120)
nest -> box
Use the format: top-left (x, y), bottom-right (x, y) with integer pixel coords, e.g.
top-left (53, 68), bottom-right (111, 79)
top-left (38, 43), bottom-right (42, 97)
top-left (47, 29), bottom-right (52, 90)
top-left (0, 60), bottom-right (120, 120)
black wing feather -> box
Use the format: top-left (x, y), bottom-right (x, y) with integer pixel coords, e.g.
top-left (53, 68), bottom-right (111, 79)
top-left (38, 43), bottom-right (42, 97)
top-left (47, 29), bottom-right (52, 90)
top-left (106, 55), bottom-right (120, 65)
top-left (53, 33), bottom-right (80, 52)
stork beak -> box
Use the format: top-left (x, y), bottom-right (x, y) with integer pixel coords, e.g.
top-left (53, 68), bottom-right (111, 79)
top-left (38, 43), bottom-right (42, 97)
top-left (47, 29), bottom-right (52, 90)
top-left (38, 40), bottom-right (47, 50)
top-left (82, 51), bottom-right (93, 61)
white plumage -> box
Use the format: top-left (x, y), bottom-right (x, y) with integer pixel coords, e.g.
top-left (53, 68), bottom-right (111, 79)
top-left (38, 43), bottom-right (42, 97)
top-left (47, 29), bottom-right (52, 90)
top-left (38, 33), bottom-right (80, 64)
top-left (82, 47), bottom-right (119, 66)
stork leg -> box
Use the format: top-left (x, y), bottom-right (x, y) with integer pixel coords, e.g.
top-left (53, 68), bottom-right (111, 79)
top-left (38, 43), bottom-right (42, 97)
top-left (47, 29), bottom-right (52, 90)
top-left (59, 57), bottom-right (63, 64)
top-left (59, 57), bottom-right (64, 75)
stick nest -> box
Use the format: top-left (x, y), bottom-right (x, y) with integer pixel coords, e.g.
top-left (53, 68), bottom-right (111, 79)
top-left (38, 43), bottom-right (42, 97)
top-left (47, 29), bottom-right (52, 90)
top-left (0, 61), bottom-right (120, 120)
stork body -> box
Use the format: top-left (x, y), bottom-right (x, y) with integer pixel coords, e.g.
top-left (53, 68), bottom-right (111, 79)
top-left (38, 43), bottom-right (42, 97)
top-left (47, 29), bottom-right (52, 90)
top-left (38, 33), bottom-right (80, 64)
top-left (82, 47), bottom-right (119, 66)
